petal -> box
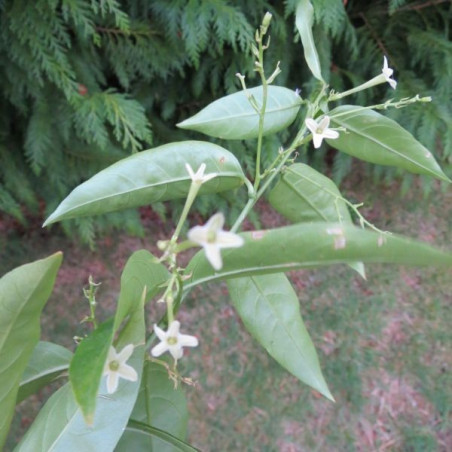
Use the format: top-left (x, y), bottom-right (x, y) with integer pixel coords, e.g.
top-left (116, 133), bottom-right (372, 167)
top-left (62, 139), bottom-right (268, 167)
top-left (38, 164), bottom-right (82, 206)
top-left (195, 163), bottom-right (206, 179)
top-left (322, 129), bottom-right (339, 140)
top-left (383, 56), bottom-right (389, 70)
top-left (118, 363), bottom-right (138, 382)
top-left (178, 333), bottom-right (199, 348)
top-left (167, 320), bottom-right (181, 336)
top-left (318, 116), bottom-right (331, 131)
top-left (312, 133), bottom-right (323, 149)
top-left (169, 344), bottom-right (184, 360)
top-left (151, 341), bottom-right (169, 357)
top-left (201, 172), bottom-right (218, 183)
top-left (153, 324), bottom-right (167, 341)
top-left (205, 212), bottom-right (225, 231)
top-left (106, 372), bottom-right (119, 394)
top-left (305, 118), bottom-right (318, 134)
top-left (187, 225), bottom-right (208, 246)
top-left (216, 231), bottom-right (244, 248)
top-left (107, 346), bottom-right (117, 361)
top-left (204, 243), bottom-right (223, 270)
top-left (388, 78), bottom-right (397, 89)
top-left (185, 163), bottom-right (195, 179)
top-left (116, 343), bottom-right (134, 363)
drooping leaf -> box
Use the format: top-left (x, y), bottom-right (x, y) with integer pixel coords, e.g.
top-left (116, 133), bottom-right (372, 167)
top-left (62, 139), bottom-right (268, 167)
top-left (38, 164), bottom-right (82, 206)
top-left (228, 273), bottom-right (333, 400)
top-left (268, 163), bottom-right (365, 277)
top-left (18, 284), bottom-right (146, 450)
top-left (184, 222), bottom-right (452, 289)
top-left (328, 106), bottom-right (450, 182)
top-left (116, 360), bottom-right (188, 452)
top-left (119, 421), bottom-right (200, 452)
top-left (0, 253), bottom-right (62, 450)
top-left (295, 0), bottom-right (324, 82)
top-left (43, 141), bottom-right (245, 225)
top-left (17, 341), bottom-right (72, 404)
top-left (177, 86), bottom-right (302, 140)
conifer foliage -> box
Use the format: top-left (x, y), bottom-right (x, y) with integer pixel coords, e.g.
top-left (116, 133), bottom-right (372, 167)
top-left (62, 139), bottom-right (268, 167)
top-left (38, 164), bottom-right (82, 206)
top-left (0, 1), bottom-right (450, 240)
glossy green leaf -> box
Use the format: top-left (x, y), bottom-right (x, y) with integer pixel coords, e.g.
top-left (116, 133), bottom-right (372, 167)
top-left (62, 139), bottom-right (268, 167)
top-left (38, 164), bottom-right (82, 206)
top-left (295, 0), bottom-right (324, 81)
top-left (228, 274), bottom-right (333, 400)
top-left (43, 141), bottom-right (245, 225)
top-left (0, 253), bottom-right (62, 450)
top-left (116, 360), bottom-right (188, 452)
top-left (269, 163), bottom-right (365, 277)
top-left (184, 222), bottom-right (452, 289)
top-left (177, 86), bottom-right (302, 140)
top-left (17, 284), bottom-right (146, 451)
top-left (119, 421), bottom-right (200, 452)
top-left (70, 250), bottom-right (162, 423)
top-left (328, 106), bottom-right (450, 182)
top-left (17, 341), bottom-right (72, 403)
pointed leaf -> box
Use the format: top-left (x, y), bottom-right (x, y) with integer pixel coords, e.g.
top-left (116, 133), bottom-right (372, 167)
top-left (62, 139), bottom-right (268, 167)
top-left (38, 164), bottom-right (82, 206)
top-left (268, 163), bottom-right (365, 277)
top-left (177, 86), bottom-right (302, 140)
top-left (295, 0), bottom-right (324, 81)
top-left (119, 421), bottom-right (200, 452)
top-left (228, 274), bottom-right (333, 400)
top-left (184, 222), bottom-right (452, 289)
top-left (328, 106), bottom-right (450, 182)
top-left (17, 341), bottom-right (72, 403)
top-left (44, 141), bottom-right (245, 225)
top-left (0, 253), bottom-right (62, 449)
top-left (116, 360), bottom-right (188, 452)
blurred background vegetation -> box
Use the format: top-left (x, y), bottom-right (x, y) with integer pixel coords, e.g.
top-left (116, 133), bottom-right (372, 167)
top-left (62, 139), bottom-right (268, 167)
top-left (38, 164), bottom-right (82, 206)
top-left (1, 0), bottom-right (451, 242)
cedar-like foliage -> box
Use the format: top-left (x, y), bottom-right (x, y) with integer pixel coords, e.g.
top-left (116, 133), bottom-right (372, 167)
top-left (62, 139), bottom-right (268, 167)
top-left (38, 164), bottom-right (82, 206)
top-left (1, 0), bottom-right (450, 242)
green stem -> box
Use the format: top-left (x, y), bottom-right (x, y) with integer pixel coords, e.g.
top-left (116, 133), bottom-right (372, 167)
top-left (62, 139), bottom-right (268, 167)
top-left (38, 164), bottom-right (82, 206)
top-left (171, 183), bottom-right (199, 243)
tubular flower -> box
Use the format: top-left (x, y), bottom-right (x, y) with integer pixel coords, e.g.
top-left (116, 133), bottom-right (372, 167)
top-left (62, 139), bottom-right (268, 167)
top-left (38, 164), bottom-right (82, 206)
top-left (185, 162), bottom-right (217, 186)
top-left (305, 116), bottom-right (340, 149)
top-left (382, 56), bottom-right (397, 89)
top-left (103, 344), bottom-right (138, 394)
top-left (151, 320), bottom-right (199, 361)
top-left (188, 212), bottom-right (244, 270)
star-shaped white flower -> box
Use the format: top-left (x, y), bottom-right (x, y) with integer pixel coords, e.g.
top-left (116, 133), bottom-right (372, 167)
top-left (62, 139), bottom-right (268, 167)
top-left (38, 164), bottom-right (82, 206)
top-left (187, 212), bottom-right (244, 270)
top-left (305, 116), bottom-right (340, 149)
top-left (151, 320), bottom-right (199, 361)
top-left (382, 56), bottom-right (397, 89)
top-left (103, 344), bottom-right (138, 394)
top-left (185, 163), bottom-right (217, 186)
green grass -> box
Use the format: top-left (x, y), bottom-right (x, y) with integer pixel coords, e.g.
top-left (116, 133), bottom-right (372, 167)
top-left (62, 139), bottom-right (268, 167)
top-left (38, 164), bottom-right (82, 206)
top-left (2, 178), bottom-right (451, 451)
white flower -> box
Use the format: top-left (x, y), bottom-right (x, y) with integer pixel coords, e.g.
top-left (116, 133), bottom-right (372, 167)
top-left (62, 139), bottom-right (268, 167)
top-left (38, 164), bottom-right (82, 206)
top-left (382, 56), bottom-right (397, 89)
top-left (305, 116), bottom-right (340, 149)
top-left (103, 344), bottom-right (138, 394)
top-left (187, 212), bottom-right (244, 270)
top-left (185, 163), bottom-right (217, 185)
top-left (151, 320), bottom-right (199, 361)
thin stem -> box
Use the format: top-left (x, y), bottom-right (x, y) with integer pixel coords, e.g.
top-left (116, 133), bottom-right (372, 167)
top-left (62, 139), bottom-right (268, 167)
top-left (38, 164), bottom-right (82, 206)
top-left (171, 184), bottom-right (199, 243)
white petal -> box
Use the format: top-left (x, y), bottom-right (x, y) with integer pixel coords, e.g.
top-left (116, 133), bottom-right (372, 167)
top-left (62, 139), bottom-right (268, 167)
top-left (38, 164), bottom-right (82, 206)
top-left (187, 225), bottom-right (208, 245)
top-left (383, 56), bottom-right (389, 71)
top-left (169, 344), bottom-right (184, 360)
top-left (201, 172), bottom-right (218, 183)
top-left (185, 163), bottom-right (195, 179)
top-left (117, 363), bottom-right (138, 382)
top-left (205, 212), bottom-right (225, 231)
top-left (116, 344), bottom-right (134, 363)
top-left (216, 230), bottom-right (244, 248)
top-left (151, 341), bottom-right (169, 357)
top-left (312, 133), bottom-right (323, 149)
top-left (153, 324), bottom-right (167, 341)
top-left (305, 118), bottom-right (318, 134)
top-left (106, 372), bottom-right (119, 394)
top-left (322, 129), bottom-right (339, 140)
top-left (388, 78), bottom-right (397, 89)
top-left (178, 333), bottom-right (199, 348)
top-left (318, 116), bottom-right (331, 131)
top-left (204, 243), bottom-right (223, 270)
top-left (195, 163), bottom-right (206, 179)
top-left (167, 320), bottom-right (181, 337)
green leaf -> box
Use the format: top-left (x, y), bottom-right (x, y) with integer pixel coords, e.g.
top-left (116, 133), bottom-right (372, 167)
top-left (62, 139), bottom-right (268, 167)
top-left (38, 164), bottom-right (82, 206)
top-left (328, 106), bottom-right (451, 182)
top-left (18, 286), bottom-right (146, 451)
top-left (184, 222), bottom-right (452, 289)
top-left (0, 253), bottom-right (62, 450)
top-left (228, 274), bottom-right (333, 400)
top-left (177, 86), bottom-right (302, 140)
top-left (295, 0), bottom-right (324, 82)
top-left (119, 421), bottom-right (200, 452)
top-left (268, 163), bottom-right (365, 277)
top-left (116, 360), bottom-right (188, 452)
top-left (17, 341), bottom-right (72, 404)
top-left (43, 141), bottom-right (245, 225)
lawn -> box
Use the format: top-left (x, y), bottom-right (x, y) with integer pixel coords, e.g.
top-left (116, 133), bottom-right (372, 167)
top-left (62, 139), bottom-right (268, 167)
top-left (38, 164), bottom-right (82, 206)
top-left (2, 175), bottom-right (451, 451)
